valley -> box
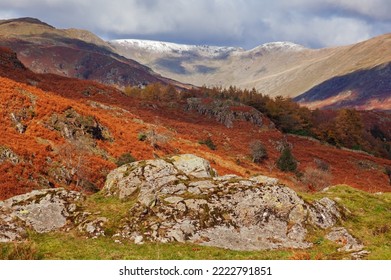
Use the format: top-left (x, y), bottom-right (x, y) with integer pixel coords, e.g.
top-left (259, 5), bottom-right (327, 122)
top-left (111, 34), bottom-right (391, 110)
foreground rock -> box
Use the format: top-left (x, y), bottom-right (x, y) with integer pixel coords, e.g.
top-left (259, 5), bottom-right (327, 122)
top-left (104, 154), bottom-right (349, 251)
top-left (0, 188), bottom-right (84, 241)
top-left (0, 154), bottom-right (366, 256)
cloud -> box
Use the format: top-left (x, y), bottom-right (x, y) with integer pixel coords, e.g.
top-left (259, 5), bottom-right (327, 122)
top-left (268, 14), bottom-right (373, 47)
top-left (285, 0), bottom-right (391, 21)
top-left (0, 0), bottom-right (390, 48)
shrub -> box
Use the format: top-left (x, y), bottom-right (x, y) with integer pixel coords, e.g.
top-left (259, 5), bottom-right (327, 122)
top-left (276, 147), bottom-right (297, 172)
top-left (314, 158), bottom-right (329, 171)
top-left (199, 137), bottom-right (216, 150)
top-left (302, 167), bottom-right (332, 192)
top-left (116, 152), bottom-right (136, 167)
top-left (144, 128), bottom-right (170, 149)
top-left (137, 133), bottom-right (147, 141)
top-left (250, 140), bottom-right (268, 163)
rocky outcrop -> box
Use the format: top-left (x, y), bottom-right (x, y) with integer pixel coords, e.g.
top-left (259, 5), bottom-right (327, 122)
top-left (0, 154), bottom-right (366, 256)
top-left (0, 146), bottom-right (20, 164)
top-left (46, 108), bottom-right (113, 142)
top-left (186, 98), bottom-right (266, 128)
top-left (0, 188), bottom-right (84, 241)
top-left (103, 154), bottom-right (347, 251)
top-left (104, 154), bottom-right (217, 202)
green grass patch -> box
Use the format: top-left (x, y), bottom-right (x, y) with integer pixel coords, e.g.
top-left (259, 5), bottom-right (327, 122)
top-left (299, 185), bottom-right (391, 259)
top-left (0, 240), bottom-right (42, 260)
top-left (82, 192), bottom-right (137, 235)
top-left (23, 232), bottom-right (291, 260)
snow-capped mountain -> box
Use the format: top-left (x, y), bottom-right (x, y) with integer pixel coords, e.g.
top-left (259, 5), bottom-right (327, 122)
top-left (110, 39), bottom-right (305, 58)
top-left (109, 38), bottom-right (311, 93)
top-left (247, 41), bottom-right (305, 53)
top-left (111, 39), bottom-right (242, 57)
top-left (109, 36), bottom-right (391, 111)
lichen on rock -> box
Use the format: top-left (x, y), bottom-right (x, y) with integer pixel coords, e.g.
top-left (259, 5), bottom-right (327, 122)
top-left (0, 188), bottom-right (85, 239)
top-left (0, 154), bottom-right (366, 256)
top-left (103, 154), bottom-right (348, 251)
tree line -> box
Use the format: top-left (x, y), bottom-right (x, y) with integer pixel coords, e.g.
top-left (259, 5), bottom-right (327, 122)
top-left (124, 83), bottom-right (391, 160)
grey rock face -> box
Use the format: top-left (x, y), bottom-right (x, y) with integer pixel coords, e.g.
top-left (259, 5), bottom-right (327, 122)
top-left (186, 98), bottom-right (265, 129)
top-left (326, 227), bottom-right (365, 252)
top-left (309, 197), bottom-right (341, 229)
top-left (171, 154), bottom-right (216, 178)
top-left (250, 175), bottom-right (279, 186)
top-left (0, 188), bottom-right (85, 240)
top-left (104, 155), bottom-right (346, 251)
top-left (0, 154), bottom-right (364, 255)
top-left (0, 208), bottom-right (26, 242)
top-left (104, 154), bottom-right (216, 202)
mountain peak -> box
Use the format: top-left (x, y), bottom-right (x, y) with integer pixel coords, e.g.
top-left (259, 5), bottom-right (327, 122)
top-left (0, 17), bottom-right (54, 28)
top-left (249, 41), bottom-right (306, 52)
top-left (110, 39), bottom-right (242, 56)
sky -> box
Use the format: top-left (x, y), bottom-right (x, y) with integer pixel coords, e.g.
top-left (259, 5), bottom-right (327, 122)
top-left (0, 0), bottom-right (390, 49)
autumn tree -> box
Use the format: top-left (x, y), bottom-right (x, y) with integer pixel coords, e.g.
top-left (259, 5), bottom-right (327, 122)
top-left (250, 140), bottom-right (268, 163)
top-left (334, 108), bottom-right (364, 149)
top-left (55, 140), bottom-right (101, 192)
top-left (162, 84), bottom-right (178, 101)
top-left (143, 83), bottom-right (162, 100)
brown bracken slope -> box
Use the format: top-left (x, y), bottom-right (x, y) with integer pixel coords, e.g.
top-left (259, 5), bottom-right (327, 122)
top-left (1, 47), bottom-right (390, 200)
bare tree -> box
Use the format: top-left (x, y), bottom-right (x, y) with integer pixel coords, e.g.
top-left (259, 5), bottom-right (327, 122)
top-left (57, 140), bottom-right (90, 189)
top-left (249, 140), bottom-right (268, 163)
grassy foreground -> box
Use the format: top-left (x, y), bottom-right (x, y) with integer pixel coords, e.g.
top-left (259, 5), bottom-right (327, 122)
top-left (1, 185), bottom-right (390, 260)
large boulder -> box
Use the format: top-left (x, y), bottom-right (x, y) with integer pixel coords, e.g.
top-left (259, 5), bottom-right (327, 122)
top-left (104, 154), bottom-right (216, 202)
top-left (0, 188), bottom-right (85, 240)
top-left (104, 154), bottom-right (347, 251)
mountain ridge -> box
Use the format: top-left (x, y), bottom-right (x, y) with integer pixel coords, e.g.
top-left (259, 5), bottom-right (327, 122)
top-left (2, 17), bottom-right (391, 110)
top-left (0, 17), bottom-right (188, 89)
top-left (111, 34), bottom-right (391, 110)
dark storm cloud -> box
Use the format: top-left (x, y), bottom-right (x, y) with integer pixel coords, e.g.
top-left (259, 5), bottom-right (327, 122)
top-left (0, 0), bottom-right (390, 48)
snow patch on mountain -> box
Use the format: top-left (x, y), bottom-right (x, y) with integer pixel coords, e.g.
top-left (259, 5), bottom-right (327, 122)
top-left (110, 39), bottom-right (305, 57)
top-left (110, 39), bottom-right (242, 57)
top-left (248, 42), bottom-right (306, 53)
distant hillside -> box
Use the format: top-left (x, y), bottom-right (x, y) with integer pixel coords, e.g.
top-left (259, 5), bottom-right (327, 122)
top-left (293, 62), bottom-right (391, 110)
top-left (2, 17), bottom-right (390, 110)
top-left (1, 46), bottom-right (391, 201)
top-left (110, 35), bottom-right (391, 110)
top-left (0, 17), bottom-right (183, 88)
